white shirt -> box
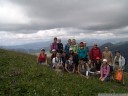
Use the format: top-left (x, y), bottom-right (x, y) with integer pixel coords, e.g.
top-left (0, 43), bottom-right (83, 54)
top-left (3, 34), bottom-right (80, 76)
top-left (52, 57), bottom-right (63, 67)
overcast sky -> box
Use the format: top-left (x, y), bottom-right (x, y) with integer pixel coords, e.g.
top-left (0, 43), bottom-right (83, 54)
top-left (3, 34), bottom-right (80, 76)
top-left (0, 0), bottom-right (128, 46)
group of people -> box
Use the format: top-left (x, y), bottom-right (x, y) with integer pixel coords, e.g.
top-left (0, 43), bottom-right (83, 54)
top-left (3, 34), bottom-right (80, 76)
top-left (37, 37), bottom-right (126, 82)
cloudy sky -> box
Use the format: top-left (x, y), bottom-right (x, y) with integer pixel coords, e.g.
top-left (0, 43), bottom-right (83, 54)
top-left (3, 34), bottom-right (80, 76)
top-left (0, 0), bottom-right (128, 46)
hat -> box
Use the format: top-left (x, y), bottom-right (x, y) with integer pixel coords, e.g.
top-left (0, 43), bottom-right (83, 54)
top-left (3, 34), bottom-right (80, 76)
top-left (69, 48), bottom-right (73, 51)
top-left (41, 48), bottom-right (45, 51)
top-left (103, 59), bottom-right (107, 62)
top-left (52, 49), bottom-right (56, 52)
top-left (96, 57), bottom-right (100, 60)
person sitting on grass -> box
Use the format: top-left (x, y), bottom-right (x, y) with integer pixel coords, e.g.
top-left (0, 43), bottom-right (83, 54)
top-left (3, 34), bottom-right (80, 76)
top-left (65, 55), bottom-right (75, 74)
top-left (37, 48), bottom-right (47, 65)
top-left (88, 57), bottom-right (102, 76)
top-left (62, 51), bottom-right (68, 68)
top-left (78, 58), bottom-right (89, 79)
top-left (95, 57), bottom-right (102, 75)
top-left (99, 59), bottom-right (110, 82)
top-left (52, 52), bottom-right (63, 72)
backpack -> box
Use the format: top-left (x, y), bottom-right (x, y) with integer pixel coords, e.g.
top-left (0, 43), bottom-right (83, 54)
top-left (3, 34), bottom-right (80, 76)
top-left (115, 69), bottom-right (123, 81)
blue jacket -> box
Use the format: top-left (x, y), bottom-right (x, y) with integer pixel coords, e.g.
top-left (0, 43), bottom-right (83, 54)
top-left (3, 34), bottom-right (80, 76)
top-left (78, 47), bottom-right (89, 59)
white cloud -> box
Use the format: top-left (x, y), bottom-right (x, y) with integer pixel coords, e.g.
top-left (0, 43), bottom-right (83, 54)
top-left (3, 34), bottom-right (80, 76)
top-left (0, 0), bottom-right (128, 46)
top-left (0, 0), bottom-right (30, 24)
top-left (0, 28), bottom-right (126, 46)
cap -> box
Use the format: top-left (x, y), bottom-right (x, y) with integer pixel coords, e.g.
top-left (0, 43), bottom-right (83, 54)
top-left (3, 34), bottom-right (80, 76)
top-left (41, 48), bottom-right (45, 51)
top-left (103, 59), bottom-right (107, 62)
top-left (52, 49), bottom-right (56, 52)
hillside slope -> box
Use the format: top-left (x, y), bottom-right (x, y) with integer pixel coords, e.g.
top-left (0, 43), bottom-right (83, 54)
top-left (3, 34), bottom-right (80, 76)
top-left (0, 49), bottom-right (128, 96)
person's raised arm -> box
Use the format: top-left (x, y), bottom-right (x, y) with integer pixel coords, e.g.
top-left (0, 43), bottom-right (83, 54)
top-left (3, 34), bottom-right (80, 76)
top-left (99, 65), bottom-right (103, 79)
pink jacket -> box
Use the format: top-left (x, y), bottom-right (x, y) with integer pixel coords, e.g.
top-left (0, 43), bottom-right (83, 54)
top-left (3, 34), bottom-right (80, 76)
top-left (100, 65), bottom-right (110, 78)
top-left (51, 42), bottom-right (58, 51)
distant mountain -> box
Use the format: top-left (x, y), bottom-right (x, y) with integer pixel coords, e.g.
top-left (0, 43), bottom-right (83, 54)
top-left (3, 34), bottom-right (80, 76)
top-left (1, 40), bottom-right (128, 62)
top-left (1, 39), bottom-right (107, 53)
top-left (2, 41), bottom-right (50, 50)
top-left (100, 42), bottom-right (114, 50)
top-left (100, 41), bottom-right (128, 62)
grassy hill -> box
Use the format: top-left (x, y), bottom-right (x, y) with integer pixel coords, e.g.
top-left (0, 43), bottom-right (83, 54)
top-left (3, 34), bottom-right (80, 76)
top-left (0, 49), bottom-right (128, 96)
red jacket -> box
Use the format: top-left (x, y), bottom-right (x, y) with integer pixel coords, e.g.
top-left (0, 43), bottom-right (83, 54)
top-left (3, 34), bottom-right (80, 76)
top-left (38, 53), bottom-right (47, 62)
top-left (90, 47), bottom-right (102, 60)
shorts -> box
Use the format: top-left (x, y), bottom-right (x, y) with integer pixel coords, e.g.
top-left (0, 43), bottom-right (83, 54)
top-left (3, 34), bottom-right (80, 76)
top-left (103, 74), bottom-right (110, 81)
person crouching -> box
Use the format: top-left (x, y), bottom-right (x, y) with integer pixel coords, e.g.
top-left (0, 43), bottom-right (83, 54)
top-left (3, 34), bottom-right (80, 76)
top-left (37, 48), bottom-right (47, 65)
top-left (78, 58), bottom-right (89, 79)
top-left (52, 52), bottom-right (63, 72)
top-left (99, 59), bottom-right (110, 82)
top-left (65, 55), bottom-right (75, 74)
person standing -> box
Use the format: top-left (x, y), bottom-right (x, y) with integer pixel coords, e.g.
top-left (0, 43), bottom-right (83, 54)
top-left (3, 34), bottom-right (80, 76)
top-left (113, 50), bottom-right (125, 70)
top-left (113, 50), bottom-right (125, 84)
top-left (90, 43), bottom-right (102, 65)
top-left (102, 46), bottom-right (113, 65)
top-left (70, 39), bottom-right (78, 54)
top-left (78, 42), bottom-right (89, 62)
top-left (50, 37), bottom-right (58, 53)
top-left (57, 38), bottom-right (63, 54)
top-left (65, 39), bottom-right (72, 55)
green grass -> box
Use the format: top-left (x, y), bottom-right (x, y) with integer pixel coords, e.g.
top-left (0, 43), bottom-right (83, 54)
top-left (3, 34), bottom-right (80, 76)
top-left (0, 49), bottom-right (128, 96)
